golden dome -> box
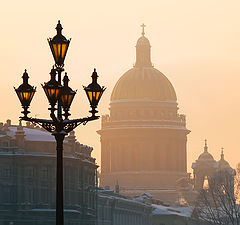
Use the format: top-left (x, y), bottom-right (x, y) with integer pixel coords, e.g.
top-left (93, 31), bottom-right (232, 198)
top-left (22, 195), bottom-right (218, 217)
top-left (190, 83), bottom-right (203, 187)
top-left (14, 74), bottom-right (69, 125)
top-left (111, 24), bottom-right (176, 102)
top-left (110, 67), bottom-right (177, 101)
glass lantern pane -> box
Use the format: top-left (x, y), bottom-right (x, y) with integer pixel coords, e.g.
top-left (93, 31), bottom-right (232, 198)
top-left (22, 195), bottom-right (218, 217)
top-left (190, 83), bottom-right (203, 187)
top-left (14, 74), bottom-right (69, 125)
top-left (61, 95), bottom-right (68, 107)
top-left (53, 43), bottom-right (61, 63)
top-left (47, 89), bottom-right (54, 97)
top-left (53, 44), bottom-right (58, 59)
top-left (96, 91), bottom-right (101, 101)
top-left (17, 92), bottom-right (24, 102)
top-left (47, 88), bottom-right (60, 99)
top-left (61, 94), bottom-right (75, 109)
top-left (23, 92), bottom-right (30, 101)
top-left (29, 92), bottom-right (34, 101)
top-left (17, 91), bottom-right (34, 106)
top-left (61, 43), bottom-right (67, 58)
top-left (57, 44), bottom-right (61, 58)
top-left (55, 89), bottom-right (60, 98)
top-left (87, 91), bottom-right (93, 103)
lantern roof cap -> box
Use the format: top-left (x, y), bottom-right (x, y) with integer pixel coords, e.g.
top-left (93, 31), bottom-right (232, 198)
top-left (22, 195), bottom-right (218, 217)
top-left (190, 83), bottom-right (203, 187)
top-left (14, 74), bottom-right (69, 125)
top-left (50, 20), bottom-right (69, 43)
top-left (16, 69), bottom-right (35, 91)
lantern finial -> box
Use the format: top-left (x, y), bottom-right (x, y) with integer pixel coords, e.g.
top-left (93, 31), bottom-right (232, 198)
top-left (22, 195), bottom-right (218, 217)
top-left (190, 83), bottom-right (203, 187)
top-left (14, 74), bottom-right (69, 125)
top-left (91, 68), bottom-right (98, 83)
top-left (22, 69), bottom-right (29, 84)
top-left (63, 73), bottom-right (69, 87)
top-left (56, 20), bottom-right (63, 34)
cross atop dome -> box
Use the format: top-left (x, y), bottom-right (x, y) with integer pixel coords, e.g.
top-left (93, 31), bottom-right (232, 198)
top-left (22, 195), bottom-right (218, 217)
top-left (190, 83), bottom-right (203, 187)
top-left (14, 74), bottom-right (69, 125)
top-left (141, 23), bottom-right (146, 36)
top-left (221, 147), bottom-right (224, 160)
top-left (204, 139), bottom-right (208, 152)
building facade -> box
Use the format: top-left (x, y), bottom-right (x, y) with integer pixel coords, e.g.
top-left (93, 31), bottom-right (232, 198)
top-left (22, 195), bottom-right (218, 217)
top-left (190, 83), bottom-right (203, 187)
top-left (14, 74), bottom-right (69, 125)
top-left (98, 26), bottom-right (190, 199)
top-left (0, 120), bottom-right (97, 225)
top-left (97, 189), bottom-right (152, 225)
top-left (0, 120), bottom-right (153, 225)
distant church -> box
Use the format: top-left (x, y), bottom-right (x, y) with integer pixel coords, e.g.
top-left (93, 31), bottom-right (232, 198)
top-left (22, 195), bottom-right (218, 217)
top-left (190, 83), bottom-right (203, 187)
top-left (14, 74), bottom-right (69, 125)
top-left (98, 24), bottom-right (190, 200)
top-left (192, 140), bottom-right (235, 191)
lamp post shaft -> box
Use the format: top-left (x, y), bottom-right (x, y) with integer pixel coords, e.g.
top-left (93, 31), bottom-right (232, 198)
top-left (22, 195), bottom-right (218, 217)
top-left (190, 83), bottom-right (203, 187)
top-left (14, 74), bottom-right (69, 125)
top-left (55, 133), bottom-right (65, 225)
top-left (57, 69), bottom-right (62, 120)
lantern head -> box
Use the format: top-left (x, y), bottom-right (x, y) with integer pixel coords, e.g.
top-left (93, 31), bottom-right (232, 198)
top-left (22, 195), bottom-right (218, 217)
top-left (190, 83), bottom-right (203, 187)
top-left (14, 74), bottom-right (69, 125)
top-left (84, 69), bottom-right (106, 116)
top-left (14, 69), bottom-right (36, 117)
top-left (60, 73), bottom-right (76, 118)
top-left (42, 68), bottom-right (62, 108)
top-left (48, 21), bottom-right (71, 68)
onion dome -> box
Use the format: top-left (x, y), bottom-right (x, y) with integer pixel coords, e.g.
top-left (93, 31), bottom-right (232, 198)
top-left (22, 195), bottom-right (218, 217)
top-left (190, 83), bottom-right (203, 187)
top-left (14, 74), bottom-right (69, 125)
top-left (110, 24), bottom-right (177, 102)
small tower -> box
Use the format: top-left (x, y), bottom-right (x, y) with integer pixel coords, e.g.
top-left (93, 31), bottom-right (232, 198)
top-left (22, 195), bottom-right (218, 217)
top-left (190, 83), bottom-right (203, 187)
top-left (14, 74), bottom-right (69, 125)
top-left (217, 148), bottom-right (235, 174)
top-left (216, 148), bottom-right (236, 195)
top-left (66, 131), bottom-right (76, 154)
top-left (135, 24), bottom-right (152, 67)
top-left (192, 140), bottom-right (217, 191)
top-left (115, 180), bottom-right (120, 194)
top-left (15, 120), bottom-right (25, 149)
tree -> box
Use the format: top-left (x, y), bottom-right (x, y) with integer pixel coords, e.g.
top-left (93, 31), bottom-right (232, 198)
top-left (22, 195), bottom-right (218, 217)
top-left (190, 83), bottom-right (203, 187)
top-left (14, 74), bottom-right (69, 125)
top-left (193, 168), bottom-right (240, 225)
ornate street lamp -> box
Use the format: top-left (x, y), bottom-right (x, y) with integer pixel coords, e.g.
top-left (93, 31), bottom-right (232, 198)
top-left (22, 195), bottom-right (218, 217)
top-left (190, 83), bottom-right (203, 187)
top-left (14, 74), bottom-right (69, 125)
top-left (14, 21), bottom-right (105, 225)
top-left (42, 67), bottom-right (62, 109)
top-left (60, 73), bottom-right (76, 119)
top-left (14, 69), bottom-right (36, 118)
top-left (48, 20), bottom-right (70, 68)
top-left (84, 68), bottom-right (106, 117)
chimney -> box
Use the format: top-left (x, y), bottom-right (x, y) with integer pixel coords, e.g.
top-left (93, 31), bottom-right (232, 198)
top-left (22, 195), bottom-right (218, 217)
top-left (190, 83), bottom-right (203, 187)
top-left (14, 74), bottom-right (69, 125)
top-left (67, 131), bottom-right (76, 154)
top-left (15, 121), bottom-right (25, 148)
top-left (6, 119), bottom-right (11, 127)
top-left (115, 180), bottom-right (120, 194)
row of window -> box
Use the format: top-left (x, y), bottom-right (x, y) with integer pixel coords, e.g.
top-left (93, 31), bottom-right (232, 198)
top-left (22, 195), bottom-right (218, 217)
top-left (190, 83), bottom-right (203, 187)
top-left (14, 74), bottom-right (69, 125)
top-left (0, 186), bottom-right (96, 207)
top-left (111, 110), bottom-right (178, 120)
top-left (0, 166), bottom-right (95, 184)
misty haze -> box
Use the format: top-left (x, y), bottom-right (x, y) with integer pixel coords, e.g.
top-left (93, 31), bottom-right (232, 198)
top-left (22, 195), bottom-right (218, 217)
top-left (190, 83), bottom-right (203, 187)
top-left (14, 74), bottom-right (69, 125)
top-left (0, 1), bottom-right (239, 225)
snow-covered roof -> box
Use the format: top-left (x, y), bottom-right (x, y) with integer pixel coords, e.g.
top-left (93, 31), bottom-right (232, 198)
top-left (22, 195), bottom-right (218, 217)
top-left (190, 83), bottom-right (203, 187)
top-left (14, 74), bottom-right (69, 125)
top-left (7, 126), bottom-right (55, 142)
top-left (152, 204), bottom-right (193, 218)
top-left (98, 189), bottom-right (152, 207)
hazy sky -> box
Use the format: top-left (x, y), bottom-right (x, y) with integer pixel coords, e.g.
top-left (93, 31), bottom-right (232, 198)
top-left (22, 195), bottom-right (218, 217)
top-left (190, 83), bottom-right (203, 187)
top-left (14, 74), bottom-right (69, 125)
top-left (1, 0), bottom-right (240, 172)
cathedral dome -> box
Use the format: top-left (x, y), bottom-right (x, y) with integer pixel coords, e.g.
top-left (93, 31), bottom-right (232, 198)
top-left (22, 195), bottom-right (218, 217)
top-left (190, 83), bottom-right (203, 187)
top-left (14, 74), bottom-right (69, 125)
top-left (111, 67), bottom-right (177, 101)
top-left (111, 24), bottom-right (176, 102)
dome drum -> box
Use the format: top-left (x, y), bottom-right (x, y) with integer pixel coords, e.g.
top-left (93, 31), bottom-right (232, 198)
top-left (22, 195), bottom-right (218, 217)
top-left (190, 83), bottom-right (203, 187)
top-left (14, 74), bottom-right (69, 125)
top-left (109, 100), bottom-right (180, 121)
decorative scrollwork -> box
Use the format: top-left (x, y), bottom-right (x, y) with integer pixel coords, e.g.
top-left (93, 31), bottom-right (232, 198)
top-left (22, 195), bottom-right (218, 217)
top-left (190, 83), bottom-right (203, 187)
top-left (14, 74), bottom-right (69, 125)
top-left (63, 122), bottom-right (79, 133)
top-left (38, 122), bottom-right (56, 132)
top-left (21, 117), bottom-right (56, 133)
top-left (21, 115), bottom-right (99, 134)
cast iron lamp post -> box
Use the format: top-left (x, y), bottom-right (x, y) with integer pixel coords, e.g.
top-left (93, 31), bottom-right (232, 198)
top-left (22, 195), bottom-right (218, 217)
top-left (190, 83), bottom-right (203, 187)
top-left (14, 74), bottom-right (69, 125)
top-left (14, 21), bottom-right (105, 225)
